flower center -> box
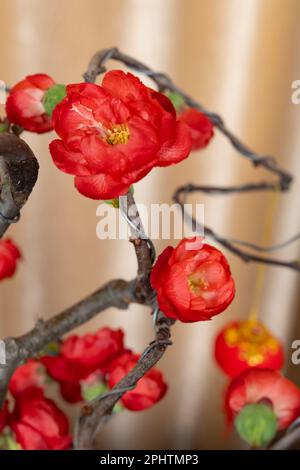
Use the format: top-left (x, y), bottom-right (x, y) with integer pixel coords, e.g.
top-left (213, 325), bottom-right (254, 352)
top-left (224, 320), bottom-right (280, 366)
top-left (106, 124), bottom-right (130, 145)
top-left (188, 276), bottom-right (209, 294)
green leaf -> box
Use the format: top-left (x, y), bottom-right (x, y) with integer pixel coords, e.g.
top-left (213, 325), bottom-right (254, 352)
top-left (43, 84), bottom-right (66, 116)
top-left (235, 403), bottom-right (277, 448)
top-left (82, 382), bottom-right (108, 402)
top-left (166, 92), bottom-right (185, 111)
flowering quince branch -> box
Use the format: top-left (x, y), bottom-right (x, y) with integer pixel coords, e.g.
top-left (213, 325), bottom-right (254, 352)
top-left (0, 47), bottom-right (299, 451)
top-left (83, 47), bottom-right (299, 271)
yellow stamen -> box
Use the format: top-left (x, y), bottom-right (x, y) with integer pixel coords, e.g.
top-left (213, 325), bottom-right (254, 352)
top-left (106, 124), bottom-right (130, 145)
top-left (224, 320), bottom-right (280, 366)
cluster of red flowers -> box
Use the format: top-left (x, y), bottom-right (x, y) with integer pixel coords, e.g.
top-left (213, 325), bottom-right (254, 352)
top-left (0, 327), bottom-right (167, 449)
top-left (213, 318), bottom-right (300, 446)
top-left (5, 72), bottom-right (214, 200)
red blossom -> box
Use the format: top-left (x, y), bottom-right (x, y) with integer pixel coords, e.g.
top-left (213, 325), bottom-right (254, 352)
top-left (215, 320), bottom-right (284, 378)
top-left (10, 389), bottom-right (72, 450)
top-left (0, 238), bottom-right (21, 281)
top-left (226, 368), bottom-right (300, 430)
top-left (0, 400), bottom-right (10, 433)
top-left (49, 70), bottom-right (192, 199)
top-left (9, 360), bottom-right (44, 398)
top-left (108, 352), bottom-right (167, 411)
top-left (6, 74), bottom-right (55, 133)
top-left (178, 108), bottom-right (214, 150)
top-left (41, 327), bottom-right (125, 403)
top-left (150, 237), bottom-right (235, 322)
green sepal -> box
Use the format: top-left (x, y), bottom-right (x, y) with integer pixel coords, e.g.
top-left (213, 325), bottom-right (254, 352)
top-left (235, 403), bottom-right (277, 448)
top-left (166, 92), bottom-right (185, 111)
top-left (43, 84), bottom-right (66, 116)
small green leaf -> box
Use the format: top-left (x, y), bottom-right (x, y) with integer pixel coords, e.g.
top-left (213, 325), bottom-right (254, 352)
top-left (167, 92), bottom-right (185, 111)
top-left (43, 84), bottom-right (66, 116)
top-left (235, 403), bottom-right (277, 448)
top-left (82, 382), bottom-right (108, 402)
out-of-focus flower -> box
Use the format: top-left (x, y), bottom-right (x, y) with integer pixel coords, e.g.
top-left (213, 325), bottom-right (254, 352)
top-left (0, 401), bottom-right (10, 433)
top-left (6, 74), bottom-right (65, 133)
top-left (150, 237), bottom-right (235, 322)
top-left (49, 70), bottom-right (192, 199)
top-left (9, 360), bottom-right (44, 398)
top-left (167, 92), bottom-right (214, 150)
top-left (226, 368), bottom-right (300, 436)
top-left (108, 352), bottom-right (167, 411)
top-left (0, 239), bottom-right (21, 281)
top-left (11, 389), bottom-right (72, 450)
top-left (41, 327), bottom-right (125, 403)
top-left (215, 320), bottom-right (284, 378)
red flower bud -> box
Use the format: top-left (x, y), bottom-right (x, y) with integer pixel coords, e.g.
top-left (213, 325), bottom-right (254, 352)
top-left (11, 389), bottom-right (72, 450)
top-left (226, 368), bottom-right (300, 430)
top-left (6, 74), bottom-right (56, 133)
top-left (150, 237), bottom-right (235, 322)
top-left (178, 108), bottom-right (214, 150)
top-left (108, 352), bottom-right (167, 411)
top-left (49, 70), bottom-right (192, 199)
top-left (215, 320), bottom-right (284, 378)
top-left (0, 238), bottom-right (21, 281)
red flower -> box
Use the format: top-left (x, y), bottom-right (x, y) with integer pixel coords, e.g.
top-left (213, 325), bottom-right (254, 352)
top-left (0, 401), bottom-right (10, 433)
top-left (9, 360), bottom-right (44, 398)
top-left (11, 389), bottom-right (71, 450)
top-left (49, 70), bottom-right (192, 199)
top-left (215, 320), bottom-right (284, 378)
top-left (0, 238), bottom-right (21, 281)
top-left (178, 108), bottom-right (214, 150)
top-left (6, 74), bottom-right (55, 133)
top-left (150, 237), bottom-right (235, 322)
top-left (226, 368), bottom-right (300, 430)
top-left (108, 352), bottom-right (167, 411)
top-left (41, 327), bottom-right (125, 402)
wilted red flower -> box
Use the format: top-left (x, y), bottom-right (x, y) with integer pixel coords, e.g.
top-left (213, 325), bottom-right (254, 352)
top-left (10, 388), bottom-right (71, 450)
top-left (41, 327), bottom-right (125, 403)
top-left (9, 360), bottom-right (44, 398)
top-left (0, 238), bottom-right (21, 281)
top-left (226, 368), bottom-right (300, 430)
top-left (108, 352), bottom-right (167, 411)
top-left (0, 400), bottom-right (10, 433)
top-left (49, 70), bottom-right (192, 199)
top-left (178, 108), bottom-right (214, 150)
top-left (215, 320), bottom-right (284, 378)
top-left (6, 74), bottom-right (56, 133)
top-left (150, 237), bottom-right (235, 322)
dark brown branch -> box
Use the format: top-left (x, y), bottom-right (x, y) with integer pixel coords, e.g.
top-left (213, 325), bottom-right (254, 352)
top-left (173, 184), bottom-right (300, 271)
top-left (75, 311), bottom-right (173, 449)
top-left (122, 191), bottom-right (154, 302)
top-left (0, 279), bottom-right (138, 408)
top-left (0, 133), bottom-right (38, 237)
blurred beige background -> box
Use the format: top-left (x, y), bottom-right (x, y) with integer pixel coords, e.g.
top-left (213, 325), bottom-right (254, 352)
top-left (1, 0), bottom-right (300, 449)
